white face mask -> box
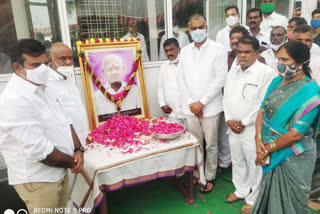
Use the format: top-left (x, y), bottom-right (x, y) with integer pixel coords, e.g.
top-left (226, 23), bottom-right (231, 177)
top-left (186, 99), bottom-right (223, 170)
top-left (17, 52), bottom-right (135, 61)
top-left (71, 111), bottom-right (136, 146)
top-left (226, 16), bottom-right (239, 27)
top-left (57, 65), bottom-right (74, 79)
top-left (52, 58), bottom-right (74, 79)
top-left (22, 64), bottom-right (49, 85)
top-left (270, 37), bottom-right (287, 51)
top-left (170, 55), bottom-right (179, 64)
top-left (191, 29), bottom-right (207, 43)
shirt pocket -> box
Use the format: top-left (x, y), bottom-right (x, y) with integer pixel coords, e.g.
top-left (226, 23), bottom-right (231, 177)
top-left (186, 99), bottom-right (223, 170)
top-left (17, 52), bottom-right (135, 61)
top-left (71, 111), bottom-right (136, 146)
top-left (242, 82), bottom-right (259, 103)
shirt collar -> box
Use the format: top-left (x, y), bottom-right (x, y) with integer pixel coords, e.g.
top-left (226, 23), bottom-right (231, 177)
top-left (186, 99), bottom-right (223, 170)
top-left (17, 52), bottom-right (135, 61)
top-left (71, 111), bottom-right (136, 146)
top-left (48, 66), bottom-right (64, 80)
top-left (237, 59), bottom-right (259, 73)
top-left (264, 11), bottom-right (276, 20)
top-left (192, 39), bottom-right (209, 49)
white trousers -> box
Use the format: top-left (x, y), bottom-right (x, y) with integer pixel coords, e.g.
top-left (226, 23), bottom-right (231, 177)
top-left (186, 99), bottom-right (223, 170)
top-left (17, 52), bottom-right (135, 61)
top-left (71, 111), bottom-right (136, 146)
top-left (229, 125), bottom-right (262, 205)
top-left (186, 113), bottom-right (220, 181)
top-left (218, 113), bottom-right (231, 168)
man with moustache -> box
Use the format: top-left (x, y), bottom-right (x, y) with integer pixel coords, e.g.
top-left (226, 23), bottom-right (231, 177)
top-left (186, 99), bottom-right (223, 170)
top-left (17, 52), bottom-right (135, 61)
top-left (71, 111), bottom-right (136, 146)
top-left (247, 8), bottom-right (270, 52)
top-left (261, 26), bottom-right (287, 71)
top-left (223, 36), bottom-right (275, 214)
top-left (178, 14), bottom-right (228, 193)
top-left (158, 38), bottom-right (187, 127)
top-left (228, 26), bottom-right (266, 71)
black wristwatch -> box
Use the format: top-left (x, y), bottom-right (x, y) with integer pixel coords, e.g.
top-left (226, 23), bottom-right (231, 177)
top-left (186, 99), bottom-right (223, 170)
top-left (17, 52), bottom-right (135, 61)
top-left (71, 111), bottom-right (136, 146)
top-left (74, 145), bottom-right (85, 153)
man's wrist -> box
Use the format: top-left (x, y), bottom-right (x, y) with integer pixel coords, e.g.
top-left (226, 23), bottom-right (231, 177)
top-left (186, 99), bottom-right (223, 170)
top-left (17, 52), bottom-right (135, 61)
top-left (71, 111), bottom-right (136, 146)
top-left (74, 145), bottom-right (85, 153)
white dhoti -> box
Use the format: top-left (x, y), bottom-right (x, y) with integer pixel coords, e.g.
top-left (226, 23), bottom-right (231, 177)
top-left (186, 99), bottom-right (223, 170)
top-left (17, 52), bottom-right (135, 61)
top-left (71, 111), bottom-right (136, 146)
top-left (229, 125), bottom-right (262, 205)
top-left (186, 113), bottom-right (220, 181)
top-left (218, 113), bottom-right (231, 168)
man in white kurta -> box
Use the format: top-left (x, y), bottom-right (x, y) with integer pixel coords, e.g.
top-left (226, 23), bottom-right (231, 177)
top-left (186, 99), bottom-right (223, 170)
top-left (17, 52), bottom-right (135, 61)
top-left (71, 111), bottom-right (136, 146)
top-left (157, 38), bottom-right (187, 127)
top-left (260, 0), bottom-right (288, 33)
top-left (46, 43), bottom-right (90, 200)
top-left (123, 22), bottom-right (149, 62)
top-left (261, 26), bottom-right (287, 71)
top-left (216, 6), bottom-right (248, 52)
top-left (178, 14), bottom-right (228, 192)
top-left (223, 36), bottom-right (275, 212)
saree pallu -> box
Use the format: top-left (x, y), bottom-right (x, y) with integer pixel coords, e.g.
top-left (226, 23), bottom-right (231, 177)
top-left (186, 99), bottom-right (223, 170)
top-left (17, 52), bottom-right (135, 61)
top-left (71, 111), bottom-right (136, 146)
top-left (251, 77), bottom-right (320, 214)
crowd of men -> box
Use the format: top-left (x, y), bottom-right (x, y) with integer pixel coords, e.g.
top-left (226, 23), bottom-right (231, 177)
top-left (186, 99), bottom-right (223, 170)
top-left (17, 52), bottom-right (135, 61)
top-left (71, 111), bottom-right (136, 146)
top-left (157, 1), bottom-right (320, 213)
top-left (0, 0), bottom-right (320, 213)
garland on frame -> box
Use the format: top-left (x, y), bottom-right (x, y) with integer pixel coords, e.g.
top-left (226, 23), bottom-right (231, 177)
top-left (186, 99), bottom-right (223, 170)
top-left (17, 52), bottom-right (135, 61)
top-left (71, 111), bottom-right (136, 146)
top-left (78, 38), bottom-right (142, 113)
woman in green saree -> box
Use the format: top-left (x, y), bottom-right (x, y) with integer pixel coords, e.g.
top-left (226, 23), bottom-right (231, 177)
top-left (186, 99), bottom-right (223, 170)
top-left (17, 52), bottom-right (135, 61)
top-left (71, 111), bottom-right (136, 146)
top-left (251, 41), bottom-right (320, 214)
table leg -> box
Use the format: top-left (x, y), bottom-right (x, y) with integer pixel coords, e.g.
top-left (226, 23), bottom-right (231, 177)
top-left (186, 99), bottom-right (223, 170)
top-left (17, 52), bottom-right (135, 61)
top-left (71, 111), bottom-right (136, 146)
top-left (172, 172), bottom-right (195, 204)
top-left (99, 192), bottom-right (107, 214)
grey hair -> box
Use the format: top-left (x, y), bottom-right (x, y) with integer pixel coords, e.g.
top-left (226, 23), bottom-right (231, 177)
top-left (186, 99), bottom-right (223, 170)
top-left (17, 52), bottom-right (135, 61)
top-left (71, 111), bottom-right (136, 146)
top-left (102, 54), bottom-right (124, 71)
top-left (188, 14), bottom-right (207, 26)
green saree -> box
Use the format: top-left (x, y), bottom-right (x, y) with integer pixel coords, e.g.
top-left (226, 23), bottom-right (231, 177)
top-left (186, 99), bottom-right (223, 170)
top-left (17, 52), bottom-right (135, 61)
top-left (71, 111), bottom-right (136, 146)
top-left (251, 76), bottom-right (320, 214)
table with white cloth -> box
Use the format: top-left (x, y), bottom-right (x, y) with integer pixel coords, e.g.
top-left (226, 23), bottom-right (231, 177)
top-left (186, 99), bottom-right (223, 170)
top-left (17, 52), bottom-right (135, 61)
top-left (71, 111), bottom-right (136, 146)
top-left (70, 132), bottom-right (204, 213)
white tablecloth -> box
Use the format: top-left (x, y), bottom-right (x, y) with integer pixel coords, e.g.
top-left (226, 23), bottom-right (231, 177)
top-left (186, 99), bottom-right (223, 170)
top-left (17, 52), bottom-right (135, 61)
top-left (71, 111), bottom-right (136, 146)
top-left (70, 132), bottom-right (204, 211)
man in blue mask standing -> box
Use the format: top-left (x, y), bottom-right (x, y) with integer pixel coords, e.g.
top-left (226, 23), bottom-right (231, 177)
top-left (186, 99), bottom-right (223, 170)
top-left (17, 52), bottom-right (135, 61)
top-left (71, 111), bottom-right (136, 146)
top-left (311, 9), bottom-right (320, 46)
top-left (260, 0), bottom-right (288, 33)
top-left (178, 14), bottom-right (228, 193)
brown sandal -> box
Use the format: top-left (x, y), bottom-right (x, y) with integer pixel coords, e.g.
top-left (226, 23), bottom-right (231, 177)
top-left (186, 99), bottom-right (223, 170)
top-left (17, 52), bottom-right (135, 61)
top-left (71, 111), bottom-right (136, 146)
top-left (240, 204), bottom-right (253, 214)
top-left (224, 193), bottom-right (241, 203)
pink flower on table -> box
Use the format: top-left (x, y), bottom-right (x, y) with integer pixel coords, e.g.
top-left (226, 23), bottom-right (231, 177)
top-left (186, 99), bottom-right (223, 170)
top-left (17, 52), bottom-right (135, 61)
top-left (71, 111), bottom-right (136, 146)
top-left (150, 121), bottom-right (184, 134)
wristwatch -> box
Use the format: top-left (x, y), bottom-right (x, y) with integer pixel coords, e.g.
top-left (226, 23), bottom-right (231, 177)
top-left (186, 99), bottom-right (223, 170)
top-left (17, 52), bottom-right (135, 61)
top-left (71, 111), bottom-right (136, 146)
top-left (74, 145), bottom-right (85, 153)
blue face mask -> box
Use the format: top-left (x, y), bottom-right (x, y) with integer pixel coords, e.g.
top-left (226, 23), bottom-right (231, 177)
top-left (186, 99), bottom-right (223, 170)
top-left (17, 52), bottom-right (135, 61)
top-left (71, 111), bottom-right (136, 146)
top-left (277, 63), bottom-right (302, 80)
top-left (311, 19), bottom-right (320, 29)
top-left (191, 29), bottom-right (207, 43)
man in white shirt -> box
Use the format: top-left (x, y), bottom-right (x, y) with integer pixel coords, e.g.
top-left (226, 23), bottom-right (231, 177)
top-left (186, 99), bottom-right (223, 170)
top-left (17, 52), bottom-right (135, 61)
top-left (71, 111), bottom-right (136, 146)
top-left (261, 26), bottom-right (287, 71)
top-left (223, 36), bottom-right (275, 214)
top-left (46, 42), bottom-right (89, 199)
top-left (178, 14), bottom-right (228, 193)
top-left (123, 22), bottom-right (149, 62)
top-left (247, 8), bottom-right (270, 51)
top-left (157, 38), bottom-right (187, 127)
top-left (294, 24), bottom-right (320, 86)
top-left (95, 54), bottom-right (140, 120)
top-left (158, 25), bottom-right (189, 60)
top-left (260, 0), bottom-right (288, 33)
top-left (216, 5), bottom-right (247, 52)
top-left (0, 39), bottom-right (83, 212)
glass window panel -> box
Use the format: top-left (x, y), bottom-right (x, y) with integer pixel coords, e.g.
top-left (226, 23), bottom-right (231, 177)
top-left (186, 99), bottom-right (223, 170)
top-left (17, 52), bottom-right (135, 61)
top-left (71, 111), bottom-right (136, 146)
top-left (66, 0), bottom-right (165, 64)
top-left (0, 0), bottom-right (61, 74)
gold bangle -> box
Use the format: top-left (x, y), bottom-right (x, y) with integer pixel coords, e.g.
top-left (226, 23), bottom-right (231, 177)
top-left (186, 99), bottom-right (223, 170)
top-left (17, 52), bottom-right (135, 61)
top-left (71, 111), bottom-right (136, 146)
top-left (270, 141), bottom-right (277, 152)
top-left (255, 133), bottom-right (262, 139)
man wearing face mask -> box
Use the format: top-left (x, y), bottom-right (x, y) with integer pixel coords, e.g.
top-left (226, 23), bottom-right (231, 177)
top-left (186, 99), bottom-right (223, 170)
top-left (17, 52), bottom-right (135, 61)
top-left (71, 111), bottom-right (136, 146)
top-left (261, 26), bottom-right (287, 71)
top-left (216, 5), bottom-right (248, 52)
top-left (159, 20), bottom-right (190, 60)
top-left (311, 9), bottom-right (320, 46)
top-left (178, 14), bottom-right (228, 193)
top-left (294, 24), bottom-right (320, 86)
top-left (260, 0), bottom-right (288, 33)
top-left (247, 8), bottom-right (270, 52)
top-left (46, 42), bottom-right (89, 202)
top-left (157, 38), bottom-right (187, 127)
top-left (0, 39), bottom-right (82, 213)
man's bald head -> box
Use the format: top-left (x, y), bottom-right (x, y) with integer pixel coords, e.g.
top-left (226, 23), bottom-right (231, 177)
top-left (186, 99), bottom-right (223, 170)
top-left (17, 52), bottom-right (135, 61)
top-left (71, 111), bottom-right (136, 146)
top-left (49, 42), bottom-right (73, 70)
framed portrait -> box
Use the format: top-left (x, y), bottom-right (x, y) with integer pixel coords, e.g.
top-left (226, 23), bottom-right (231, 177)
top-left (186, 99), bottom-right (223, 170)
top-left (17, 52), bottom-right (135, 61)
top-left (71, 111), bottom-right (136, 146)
top-left (77, 39), bottom-right (150, 131)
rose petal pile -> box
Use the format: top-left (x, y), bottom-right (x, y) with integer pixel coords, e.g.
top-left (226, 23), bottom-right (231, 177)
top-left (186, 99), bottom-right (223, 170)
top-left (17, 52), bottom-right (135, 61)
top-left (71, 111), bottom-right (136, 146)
top-left (150, 121), bottom-right (184, 134)
top-left (87, 115), bottom-right (184, 154)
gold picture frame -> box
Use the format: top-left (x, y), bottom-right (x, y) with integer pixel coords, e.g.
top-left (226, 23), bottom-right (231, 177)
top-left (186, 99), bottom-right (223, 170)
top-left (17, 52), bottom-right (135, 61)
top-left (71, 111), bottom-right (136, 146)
top-left (77, 39), bottom-right (150, 131)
